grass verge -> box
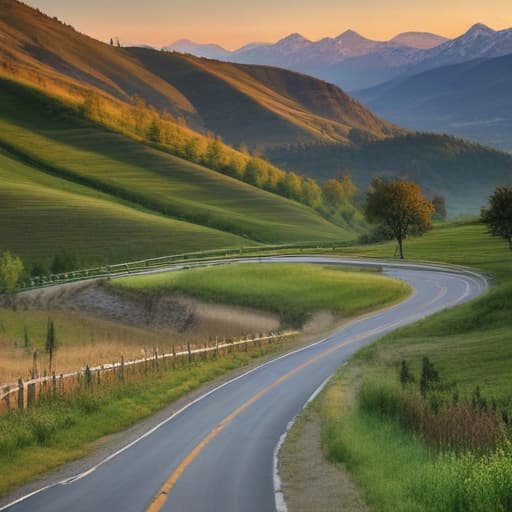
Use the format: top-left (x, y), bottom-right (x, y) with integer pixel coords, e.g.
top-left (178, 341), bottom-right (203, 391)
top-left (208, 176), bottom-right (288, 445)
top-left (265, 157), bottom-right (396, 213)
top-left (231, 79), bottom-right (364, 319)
top-left (318, 221), bottom-right (512, 511)
top-left (109, 263), bottom-right (410, 328)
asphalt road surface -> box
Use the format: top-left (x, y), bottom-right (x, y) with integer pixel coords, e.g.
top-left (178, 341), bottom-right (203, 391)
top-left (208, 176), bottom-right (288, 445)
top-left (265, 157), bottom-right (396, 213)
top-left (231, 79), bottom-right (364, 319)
top-left (2, 257), bottom-right (488, 512)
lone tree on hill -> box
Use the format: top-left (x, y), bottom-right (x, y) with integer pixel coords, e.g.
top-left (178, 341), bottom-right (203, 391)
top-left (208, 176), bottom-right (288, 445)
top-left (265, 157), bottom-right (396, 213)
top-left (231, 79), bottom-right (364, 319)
top-left (481, 186), bottom-right (512, 250)
top-left (365, 178), bottom-right (434, 259)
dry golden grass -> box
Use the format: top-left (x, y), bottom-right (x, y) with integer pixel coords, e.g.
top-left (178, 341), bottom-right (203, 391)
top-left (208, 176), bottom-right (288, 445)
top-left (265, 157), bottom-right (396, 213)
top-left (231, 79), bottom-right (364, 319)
top-left (0, 292), bottom-right (279, 384)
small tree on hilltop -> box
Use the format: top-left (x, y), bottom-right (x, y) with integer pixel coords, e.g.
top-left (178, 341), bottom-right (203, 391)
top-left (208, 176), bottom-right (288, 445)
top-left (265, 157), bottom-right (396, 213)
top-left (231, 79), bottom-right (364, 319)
top-left (481, 186), bottom-right (512, 250)
top-left (365, 178), bottom-right (434, 259)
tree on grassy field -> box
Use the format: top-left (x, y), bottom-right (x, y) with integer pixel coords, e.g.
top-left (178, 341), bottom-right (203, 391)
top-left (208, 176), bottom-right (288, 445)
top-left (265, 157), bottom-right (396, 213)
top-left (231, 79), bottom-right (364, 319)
top-left (365, 177), bottom-right (434, 259)
top-left (0, 251), bottom-right (24, 297)
top-left (45, 319), bottom-right (57, 372)
top-left (432, 194), bottom-right (447, 221)
top-left (481, 186), bottom-right (512, 250)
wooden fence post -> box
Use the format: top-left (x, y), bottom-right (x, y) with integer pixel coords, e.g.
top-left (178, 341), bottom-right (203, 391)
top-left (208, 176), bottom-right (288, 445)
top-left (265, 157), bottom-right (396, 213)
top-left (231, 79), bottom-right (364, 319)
top-left (120, 355), bottom-right (125, 383)
top-left (52, 371), bottom-right (57, 398)
top-left (17, 379), bottom-right (24, 410)
top-left (172, 345), bottom-right (176, 369)
top-left (27, 383), bottom-right (36, 408)
top-left (187, 342), bottom-right (192, 364)
top-left (215, 337), bottom-right (219, 358)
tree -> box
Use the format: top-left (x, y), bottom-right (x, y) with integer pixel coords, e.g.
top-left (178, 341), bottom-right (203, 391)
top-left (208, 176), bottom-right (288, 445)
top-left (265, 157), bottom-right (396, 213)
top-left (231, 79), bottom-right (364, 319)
top-left (481, 186), bottom-right (512, 250)
top-left (399, 360), bottom-right (415, 388)
top-left (45, 319), bottom-right (58, 372)
top-left (0, 251), bottom-right (24, 294)
top-left (147, 118), bottom-right (162, 143)
top-left (365, 178), bottom-right (434, 259)
top-left (322, 175), bottom-right (356, 212)
top-left (302, 178), bottom-right (322, 208)
top-left (432, 194), bottom-right (447, 221)
top-left (420, 357), bottom-right (439, 397)
top-left (205, 137), bottom-right (225, 170)
top-left (278, 172), bottom-right (303, 200)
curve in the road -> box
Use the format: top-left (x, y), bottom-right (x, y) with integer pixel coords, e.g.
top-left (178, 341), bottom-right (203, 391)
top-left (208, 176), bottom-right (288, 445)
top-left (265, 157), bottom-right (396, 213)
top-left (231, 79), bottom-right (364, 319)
top-left (1, 257), bottom-right (488, 512)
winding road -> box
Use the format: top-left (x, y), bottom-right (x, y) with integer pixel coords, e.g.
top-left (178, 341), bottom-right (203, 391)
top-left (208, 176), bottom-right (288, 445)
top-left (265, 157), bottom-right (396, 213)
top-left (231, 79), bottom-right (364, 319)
top-left (1, 257), bottom-right (488, 512)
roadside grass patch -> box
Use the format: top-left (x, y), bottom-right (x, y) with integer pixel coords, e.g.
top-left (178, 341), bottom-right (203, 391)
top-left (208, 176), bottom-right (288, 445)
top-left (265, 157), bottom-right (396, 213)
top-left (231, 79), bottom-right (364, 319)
top-left (319, 220), bottom-right (512, 511)
top-left (109, 263), bottom-right (410, 328)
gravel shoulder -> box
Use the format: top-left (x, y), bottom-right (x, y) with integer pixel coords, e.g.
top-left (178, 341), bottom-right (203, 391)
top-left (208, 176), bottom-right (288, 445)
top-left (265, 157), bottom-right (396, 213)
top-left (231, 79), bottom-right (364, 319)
top-left (279, 400), bottom-right (369, 512)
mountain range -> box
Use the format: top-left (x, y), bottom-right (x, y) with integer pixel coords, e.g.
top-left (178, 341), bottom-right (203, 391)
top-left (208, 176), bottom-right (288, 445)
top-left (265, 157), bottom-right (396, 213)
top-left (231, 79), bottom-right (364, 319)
top-left (164, 23), bottom-right (512, 91)
top-left (356, 52), bottom-right (512, 151)
top-left (0, 0), bottom-right (511, 218)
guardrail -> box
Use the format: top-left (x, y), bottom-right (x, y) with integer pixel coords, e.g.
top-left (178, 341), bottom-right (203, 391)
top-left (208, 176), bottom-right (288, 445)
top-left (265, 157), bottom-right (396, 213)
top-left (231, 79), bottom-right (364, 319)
top-left (19, 242), bottom-right (352, 291)
top-left (0, 331), bottom-right (298, 415)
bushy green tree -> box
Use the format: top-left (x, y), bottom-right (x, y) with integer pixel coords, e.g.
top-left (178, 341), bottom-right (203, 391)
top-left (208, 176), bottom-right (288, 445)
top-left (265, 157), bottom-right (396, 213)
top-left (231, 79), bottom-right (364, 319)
top-left (481, 186), bottom-right (512, 250)
top-left (302, 178), bottom-right (322, 208)
top-left (0, 251), bottom-right (24, 293)
top-left (279, 172), bottom-right (302, 200)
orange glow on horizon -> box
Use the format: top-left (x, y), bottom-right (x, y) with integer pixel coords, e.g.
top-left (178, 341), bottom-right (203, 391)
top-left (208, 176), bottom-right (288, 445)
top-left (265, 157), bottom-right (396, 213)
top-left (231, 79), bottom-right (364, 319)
top-left (25, 0), bottom-right (512, 49)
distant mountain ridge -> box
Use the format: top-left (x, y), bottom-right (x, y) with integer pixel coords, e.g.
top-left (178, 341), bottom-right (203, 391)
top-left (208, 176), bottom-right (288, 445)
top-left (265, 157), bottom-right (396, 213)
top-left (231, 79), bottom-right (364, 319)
top-left (162, 23), bottom-right (512, 90)
top-left (355, 52), bottom-right (512, 151)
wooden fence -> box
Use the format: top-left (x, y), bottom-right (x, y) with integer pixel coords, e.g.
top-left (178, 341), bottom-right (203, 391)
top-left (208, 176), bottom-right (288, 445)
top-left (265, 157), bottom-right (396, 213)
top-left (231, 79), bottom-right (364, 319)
top-left (0, 331), bottom-right (297, 415)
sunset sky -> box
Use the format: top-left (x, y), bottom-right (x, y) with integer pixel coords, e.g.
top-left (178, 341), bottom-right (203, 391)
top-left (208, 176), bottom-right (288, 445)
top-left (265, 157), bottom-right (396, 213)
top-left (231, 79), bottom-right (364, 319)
top-left (26, 0), bottom-right (512, 49)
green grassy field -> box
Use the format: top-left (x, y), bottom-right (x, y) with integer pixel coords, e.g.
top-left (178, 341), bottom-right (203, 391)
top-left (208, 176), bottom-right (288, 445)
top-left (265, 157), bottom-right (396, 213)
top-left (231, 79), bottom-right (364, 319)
top-left (0, 151), bottom-right (248, 267)
top-left (321, 221), bottom-right (512, 511)
top-left (0, 79), bottom-right (351, 250)
top-left (110, 263), bottom-right (410, 327)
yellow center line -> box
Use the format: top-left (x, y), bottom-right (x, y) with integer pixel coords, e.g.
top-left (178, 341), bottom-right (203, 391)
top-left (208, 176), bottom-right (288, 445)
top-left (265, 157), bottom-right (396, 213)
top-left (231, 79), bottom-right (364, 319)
top-left (146, 322), bottom-right (394, 512)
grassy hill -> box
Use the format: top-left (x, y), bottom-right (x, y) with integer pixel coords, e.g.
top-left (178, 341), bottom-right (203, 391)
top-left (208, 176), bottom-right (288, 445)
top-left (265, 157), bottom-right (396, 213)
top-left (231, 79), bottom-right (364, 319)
top-left (0, 150), bottom-right (247, 267)
top-left (128, 48), bottom-right (395, 147)
top-left (0, 79), bottom-right (352, 267)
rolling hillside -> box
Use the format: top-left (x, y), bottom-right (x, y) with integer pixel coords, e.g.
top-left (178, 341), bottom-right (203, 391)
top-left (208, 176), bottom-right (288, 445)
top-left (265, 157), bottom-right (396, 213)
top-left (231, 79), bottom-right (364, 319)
top-left (0, 78), bottom-right (352, 267)
top-left (127, 48), bottom-right (396, 147)
top-left (0, 151), bottom-right (247, 267)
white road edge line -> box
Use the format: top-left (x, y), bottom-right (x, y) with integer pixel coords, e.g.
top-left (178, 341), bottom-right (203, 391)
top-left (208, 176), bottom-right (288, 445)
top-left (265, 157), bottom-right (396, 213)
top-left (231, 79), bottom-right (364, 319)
top-left (273, 371), bottom-right (337, 512)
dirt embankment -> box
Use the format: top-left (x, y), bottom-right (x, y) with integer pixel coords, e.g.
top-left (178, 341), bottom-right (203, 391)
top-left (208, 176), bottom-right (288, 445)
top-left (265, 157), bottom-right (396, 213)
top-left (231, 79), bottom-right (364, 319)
top-left (12, 280), bottom-right (281, 339)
